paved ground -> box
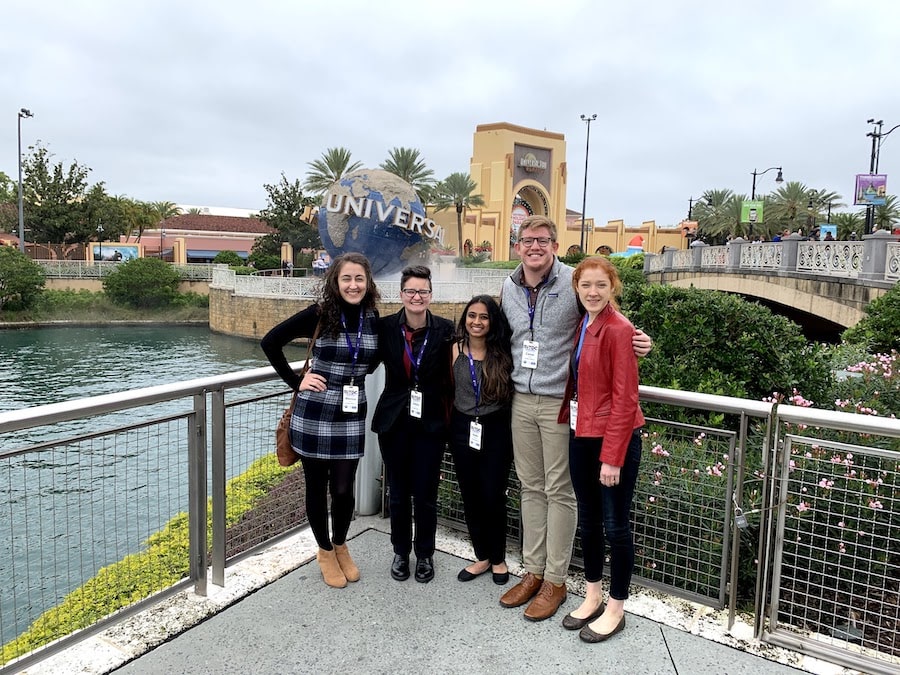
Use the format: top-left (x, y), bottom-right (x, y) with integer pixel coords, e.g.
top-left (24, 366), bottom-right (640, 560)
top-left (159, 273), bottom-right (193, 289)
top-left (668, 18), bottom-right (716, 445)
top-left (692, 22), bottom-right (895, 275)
top-left (104, 526), bottom-right (808, 675)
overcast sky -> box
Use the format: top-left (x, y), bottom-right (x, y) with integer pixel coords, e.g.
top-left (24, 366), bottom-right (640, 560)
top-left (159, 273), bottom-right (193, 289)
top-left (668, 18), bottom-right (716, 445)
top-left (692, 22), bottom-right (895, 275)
top-left (3, 1), bottom-right (899, 229)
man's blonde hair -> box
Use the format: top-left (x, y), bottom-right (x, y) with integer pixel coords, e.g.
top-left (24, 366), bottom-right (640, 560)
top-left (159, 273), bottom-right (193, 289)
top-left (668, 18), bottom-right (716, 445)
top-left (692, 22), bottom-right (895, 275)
top-left (518, 215), bottom-right (557, 241)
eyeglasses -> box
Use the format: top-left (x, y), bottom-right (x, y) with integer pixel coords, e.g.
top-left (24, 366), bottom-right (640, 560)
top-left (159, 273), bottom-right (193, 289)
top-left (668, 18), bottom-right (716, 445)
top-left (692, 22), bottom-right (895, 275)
top-left (518, 237), bottom-right (553, 248)
top-left (401, 289), bottom-right (432, 298)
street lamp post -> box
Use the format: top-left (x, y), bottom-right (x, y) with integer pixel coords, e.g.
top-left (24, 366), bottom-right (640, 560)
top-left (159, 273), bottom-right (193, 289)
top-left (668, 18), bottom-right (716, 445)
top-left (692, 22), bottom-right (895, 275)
top-left (864, 118), bottom-right (899, 234)
top-left (160, 228), bottom-right (165, 259)
top-left (749, 166), bottom-right (784, 238)
top-left (96, 222), bottom-right (104, 263)
top-left (17, 108), bottom-right (34, 254)
top-left (579, 113), bottom-right (597, 253)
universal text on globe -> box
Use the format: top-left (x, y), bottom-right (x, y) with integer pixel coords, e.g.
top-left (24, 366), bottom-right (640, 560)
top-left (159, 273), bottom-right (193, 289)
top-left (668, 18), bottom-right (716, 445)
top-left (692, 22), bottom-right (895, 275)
top-left (324, 193), bottom-right (445, 244)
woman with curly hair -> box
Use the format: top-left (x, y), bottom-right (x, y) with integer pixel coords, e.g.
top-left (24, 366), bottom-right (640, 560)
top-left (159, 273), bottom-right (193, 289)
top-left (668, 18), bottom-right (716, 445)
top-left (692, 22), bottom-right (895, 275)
top-left (450, 294), bottom-right (515, 586)
top-left (261, 252), bottom-right (381, 589)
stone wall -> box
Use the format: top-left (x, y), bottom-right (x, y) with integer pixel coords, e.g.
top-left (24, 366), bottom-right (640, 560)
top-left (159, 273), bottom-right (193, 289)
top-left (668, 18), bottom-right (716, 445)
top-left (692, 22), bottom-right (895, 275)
top-left (209, 287), bottom-right (472, 340)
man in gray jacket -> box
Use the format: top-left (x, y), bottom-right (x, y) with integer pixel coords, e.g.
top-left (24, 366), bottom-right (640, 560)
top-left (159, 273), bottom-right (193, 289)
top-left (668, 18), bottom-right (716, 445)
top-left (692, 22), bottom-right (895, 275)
top-left (499, 215), bottom-right (652, 622)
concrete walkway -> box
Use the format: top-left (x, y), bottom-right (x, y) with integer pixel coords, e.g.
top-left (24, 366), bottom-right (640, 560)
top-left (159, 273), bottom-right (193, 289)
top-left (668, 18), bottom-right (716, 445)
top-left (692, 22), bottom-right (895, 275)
top-left (101, 525), bottom-right (809, 675)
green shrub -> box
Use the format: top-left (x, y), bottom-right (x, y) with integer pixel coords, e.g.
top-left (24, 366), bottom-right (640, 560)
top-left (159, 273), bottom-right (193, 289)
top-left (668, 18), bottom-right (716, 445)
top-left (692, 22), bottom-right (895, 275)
top-left (212, 250), bottom-right (244, 266)
top-left (102, 258), bottom-right (181, 309)
top-left (0, 246), bottom-right (45, 310)
top-left (623, 285), bottom-right (833, 406)
top-left (842, 284), bottom-right (900, 353)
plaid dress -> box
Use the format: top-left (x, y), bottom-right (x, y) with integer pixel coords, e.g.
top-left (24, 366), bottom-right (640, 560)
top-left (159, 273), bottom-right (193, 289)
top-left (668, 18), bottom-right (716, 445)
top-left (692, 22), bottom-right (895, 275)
top-left (290, 308), bottom-right (379, 459)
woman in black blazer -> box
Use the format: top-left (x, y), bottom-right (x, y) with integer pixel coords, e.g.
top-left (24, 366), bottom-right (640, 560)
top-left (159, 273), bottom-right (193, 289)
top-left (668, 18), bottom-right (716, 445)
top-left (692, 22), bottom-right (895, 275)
top-left (372, 265), bottom-right (454, 583)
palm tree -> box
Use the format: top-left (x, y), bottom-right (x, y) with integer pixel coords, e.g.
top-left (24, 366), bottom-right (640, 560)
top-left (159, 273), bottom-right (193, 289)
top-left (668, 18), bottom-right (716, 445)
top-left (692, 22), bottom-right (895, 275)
top-left (768, 181), bottom-right (813, 236)
top-left (433, 172), bottom-right (484, 254)
top-left (379, 147), bottom-right (435, 198)
top-left (831, 212), bottom-right (865, 240)
top-left (303, 147), bottom-right (362, 195)
top-left (691, 189), bottom-right (741, 243)
top-left (151, 200), bottom-right (182, 226)
top-left (186, 207), bottom-right (203, 215)
top-left (873, 194), bottom-right (900, 231)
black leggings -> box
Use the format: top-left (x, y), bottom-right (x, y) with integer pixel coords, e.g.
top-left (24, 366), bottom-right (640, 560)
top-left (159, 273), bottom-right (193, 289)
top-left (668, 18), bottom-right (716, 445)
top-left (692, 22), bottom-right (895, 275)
top-left (300, 457), bottom-right (359, 550)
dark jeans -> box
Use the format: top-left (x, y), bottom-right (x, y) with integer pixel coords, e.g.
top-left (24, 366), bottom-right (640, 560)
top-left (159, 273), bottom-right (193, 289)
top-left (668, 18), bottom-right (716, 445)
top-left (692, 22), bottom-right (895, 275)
top-left (379, 423), bottom-right (444, 558)
top-left (300, 457), bottom-right (360, 550)
top-left (449, 407), bottom-right (513, 565)
top-left (569, 431), bottom-right (642, 600)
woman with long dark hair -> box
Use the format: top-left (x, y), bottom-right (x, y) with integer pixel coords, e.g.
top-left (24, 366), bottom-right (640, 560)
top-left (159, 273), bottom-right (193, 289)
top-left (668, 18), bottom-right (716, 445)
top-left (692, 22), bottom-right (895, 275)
top-left (450, 295), bottom-right (515, 586)
top-left (261, 252), bottom-right (381, 588)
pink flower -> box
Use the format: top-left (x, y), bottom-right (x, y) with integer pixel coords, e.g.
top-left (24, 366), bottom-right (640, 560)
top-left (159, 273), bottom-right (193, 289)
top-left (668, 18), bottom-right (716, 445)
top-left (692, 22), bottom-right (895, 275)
top-left (796, 501), bottom-right (811, 513)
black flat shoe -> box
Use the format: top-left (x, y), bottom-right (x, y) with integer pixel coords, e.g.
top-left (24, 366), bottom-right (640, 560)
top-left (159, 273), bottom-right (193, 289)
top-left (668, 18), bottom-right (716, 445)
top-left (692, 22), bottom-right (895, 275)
top-left (415, 556), bottom-right (434, 583)
top-left (492, 571), bottom-right (510, 585)
top-left (561, 603), bottom-right (605, 630)
top-left (391, 554), bottom-right (410, 581)
top-left (579, 614), bottom-right (625, 643)
top-left (458, 564), bottom-right (490, 582)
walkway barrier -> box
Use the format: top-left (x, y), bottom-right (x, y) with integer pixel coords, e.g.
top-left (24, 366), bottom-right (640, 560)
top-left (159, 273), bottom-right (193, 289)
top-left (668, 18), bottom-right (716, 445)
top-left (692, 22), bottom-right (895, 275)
top-left (1, 371), bottom-right (897, 674)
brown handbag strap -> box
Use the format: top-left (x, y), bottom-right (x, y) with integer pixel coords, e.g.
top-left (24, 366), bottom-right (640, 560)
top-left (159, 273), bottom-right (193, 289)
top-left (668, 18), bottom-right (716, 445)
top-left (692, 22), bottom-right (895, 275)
top-left (299, 319), bottom-right (322, 378)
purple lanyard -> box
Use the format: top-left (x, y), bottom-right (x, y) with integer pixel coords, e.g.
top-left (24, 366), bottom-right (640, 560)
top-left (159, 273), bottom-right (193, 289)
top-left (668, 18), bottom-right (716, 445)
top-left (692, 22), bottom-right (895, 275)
top-left (465, 344), bottom-right (481, 418)
top-left (520, 276), bottom-right (547, 333)
top-left (572, 316), bottom-right (589, 397)
top-left (401, 325), bottom-right (430, 387)
top-left (340, 307), bottom-right (364, 385)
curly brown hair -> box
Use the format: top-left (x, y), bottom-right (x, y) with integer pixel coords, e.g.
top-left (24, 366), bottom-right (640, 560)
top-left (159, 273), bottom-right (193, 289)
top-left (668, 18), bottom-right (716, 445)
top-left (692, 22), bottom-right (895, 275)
top-left (319, 253), bottom-right (381, 336)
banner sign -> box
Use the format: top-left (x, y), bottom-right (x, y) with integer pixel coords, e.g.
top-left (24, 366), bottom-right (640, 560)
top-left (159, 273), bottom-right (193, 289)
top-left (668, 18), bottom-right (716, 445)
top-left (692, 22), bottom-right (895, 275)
top-left (740, 200), bottom-right (764, 224)
top-left (854, 174), bottom-right (887, 206)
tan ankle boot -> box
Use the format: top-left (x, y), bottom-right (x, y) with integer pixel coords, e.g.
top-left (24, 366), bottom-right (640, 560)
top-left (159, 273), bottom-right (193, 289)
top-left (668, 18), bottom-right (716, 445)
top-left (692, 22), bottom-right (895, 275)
top-left (333, 543), bottom-right (360, 582)
top-left (317, 548), bottom-right (347, 588)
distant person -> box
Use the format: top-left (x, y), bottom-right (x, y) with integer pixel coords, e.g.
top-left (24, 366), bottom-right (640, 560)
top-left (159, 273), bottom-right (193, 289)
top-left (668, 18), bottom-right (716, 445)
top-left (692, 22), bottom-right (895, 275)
top-left (559, 256), bottom-right (644, 643)
top-left (261, 252), bottom-right (381, 588)
top-left (286, 260), bottom-right (294, 277)
top-left (849, 232), bottom-right (858, 241)
top-left (450, 295), bottom-right (514, 587)
top-left (824, 232), bottom-right (835, 241)
top-left (498, 215), bottom-right (651, 623)
top-left (313, 256), bottom-right (328, 276)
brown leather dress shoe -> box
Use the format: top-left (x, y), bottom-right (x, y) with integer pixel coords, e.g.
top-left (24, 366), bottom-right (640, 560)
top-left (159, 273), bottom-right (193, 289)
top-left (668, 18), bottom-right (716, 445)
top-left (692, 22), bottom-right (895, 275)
top-left (499, 572), bottom-right (543, 608)
top-left (524, 580), bottom-right (567, 621)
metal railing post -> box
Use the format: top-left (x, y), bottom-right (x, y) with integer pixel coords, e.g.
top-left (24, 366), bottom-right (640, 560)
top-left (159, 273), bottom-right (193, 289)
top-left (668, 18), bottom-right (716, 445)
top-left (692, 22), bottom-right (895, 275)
top-left (189, 392), bottom-right (208, 596)
top-left (210, 387), bottom-right (227, 586)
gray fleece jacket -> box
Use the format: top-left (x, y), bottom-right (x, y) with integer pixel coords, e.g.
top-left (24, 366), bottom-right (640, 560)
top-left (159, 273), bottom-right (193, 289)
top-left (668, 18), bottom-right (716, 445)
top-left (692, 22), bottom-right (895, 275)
top-left (501, 258), bottom-right (581, 398)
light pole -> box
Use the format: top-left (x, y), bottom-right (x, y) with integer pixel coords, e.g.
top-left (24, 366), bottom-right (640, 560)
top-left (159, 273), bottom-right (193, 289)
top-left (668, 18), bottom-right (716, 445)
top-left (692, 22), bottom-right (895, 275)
top-left (160, 228), bottom-right (165, 259)
top-left (749, 166), bottom-right (784, 238)
top-left (96, 222), bottom-right (104, 262)
top-left (579, 113), bottom-right (597, 253)
top-left (864, 118), bottom-right (898, 234)
top-left (17, 108), bottom-right (34, 253)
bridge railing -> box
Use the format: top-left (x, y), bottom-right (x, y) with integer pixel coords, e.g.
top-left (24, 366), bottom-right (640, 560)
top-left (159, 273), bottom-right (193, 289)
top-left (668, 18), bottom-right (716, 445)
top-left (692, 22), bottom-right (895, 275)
top-left (645, 231), bottom-right (899, 284)
top-left (35, 260), bottom-right (222, 281)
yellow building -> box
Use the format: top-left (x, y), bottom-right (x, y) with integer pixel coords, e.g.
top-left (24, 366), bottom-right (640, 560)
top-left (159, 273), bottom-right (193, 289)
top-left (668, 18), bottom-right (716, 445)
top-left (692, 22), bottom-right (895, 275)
top-left (430, 122), bottom-right (685, 260)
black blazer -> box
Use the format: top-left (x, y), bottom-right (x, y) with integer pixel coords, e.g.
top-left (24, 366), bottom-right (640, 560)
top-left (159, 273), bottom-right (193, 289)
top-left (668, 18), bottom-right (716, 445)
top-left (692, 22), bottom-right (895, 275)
top-left (371, 309), bottom-right (454, 436)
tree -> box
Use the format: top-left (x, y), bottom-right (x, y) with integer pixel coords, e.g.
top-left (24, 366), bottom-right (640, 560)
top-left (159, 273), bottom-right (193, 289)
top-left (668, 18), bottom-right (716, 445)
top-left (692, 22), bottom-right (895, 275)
top-left (379, 147), bottom-right (435, 198)
top-left (102, 257), bottom-right (180, 308)
top-left (150, 201), bottom-right (182, 226)
top-left (690, 189), bottom-right (741, 243)
top-left (873, 194), bottom-right (900, 231)
top-left (213, 250), bottom-right (244, 266)
top-left (831, 211), bottom-right (865, 240)
top-left (842, 284), bottom-right (900, 353)
top-left (257, 172), bottom-right (320, 249)
top-left (433, 172), bottom-right (484, 254)
top-left (0, 171), bottom-right (14, 203)
top-left (303, 147), bottom-right (362, 195)
top-left (0, 245), bottom-right (45, 310)
top-left (21, 142), bottom-right (92, 244)
top-left (248, 234), bottom-right (282, 272)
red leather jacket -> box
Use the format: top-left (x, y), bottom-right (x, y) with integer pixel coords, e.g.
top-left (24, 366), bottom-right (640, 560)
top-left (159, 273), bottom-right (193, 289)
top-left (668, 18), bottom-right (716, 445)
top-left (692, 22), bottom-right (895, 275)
top-left (558, 303), bottom-right (644, 467)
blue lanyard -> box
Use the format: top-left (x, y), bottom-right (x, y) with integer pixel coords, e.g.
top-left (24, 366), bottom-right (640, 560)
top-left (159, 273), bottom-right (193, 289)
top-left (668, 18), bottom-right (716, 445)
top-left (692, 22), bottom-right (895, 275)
top-left (520, 278), bottom-right (546, 333)
top-left (400, 325), bottom-right (430, 387)
top-left (572, 316), bottom-right (589, 396)
top-left (340, 307), bottom-right (364, 385)
top-left (465, 344), bottom-right (481, 419)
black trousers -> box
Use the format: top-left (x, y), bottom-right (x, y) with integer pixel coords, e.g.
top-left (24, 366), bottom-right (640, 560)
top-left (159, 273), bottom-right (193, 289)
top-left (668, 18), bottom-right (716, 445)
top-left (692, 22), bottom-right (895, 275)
top-left (449, 407), bottom-right (513, 565)
top-left (379, 422), bottom-right (445, 558)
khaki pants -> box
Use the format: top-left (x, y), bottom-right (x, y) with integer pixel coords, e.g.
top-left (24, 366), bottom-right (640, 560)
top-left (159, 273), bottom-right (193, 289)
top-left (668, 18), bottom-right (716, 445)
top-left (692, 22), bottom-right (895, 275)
top-left (511, 392), bottom-right (577, 586)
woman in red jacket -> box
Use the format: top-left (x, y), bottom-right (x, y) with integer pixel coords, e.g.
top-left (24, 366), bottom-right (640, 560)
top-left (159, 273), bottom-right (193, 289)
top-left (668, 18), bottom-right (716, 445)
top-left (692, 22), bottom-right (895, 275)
top-left (558, 256), bottom-right (644, 643)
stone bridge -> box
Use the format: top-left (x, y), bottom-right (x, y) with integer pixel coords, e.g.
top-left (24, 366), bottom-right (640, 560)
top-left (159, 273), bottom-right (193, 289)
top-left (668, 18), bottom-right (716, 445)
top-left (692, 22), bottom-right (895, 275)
top-left (644, 231), bottom-right (899, 331)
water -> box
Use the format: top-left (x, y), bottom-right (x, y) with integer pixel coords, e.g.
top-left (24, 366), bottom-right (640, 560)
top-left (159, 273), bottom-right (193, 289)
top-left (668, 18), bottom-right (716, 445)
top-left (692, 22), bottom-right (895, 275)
top-left (0, 325), bottom-right (304, 645)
